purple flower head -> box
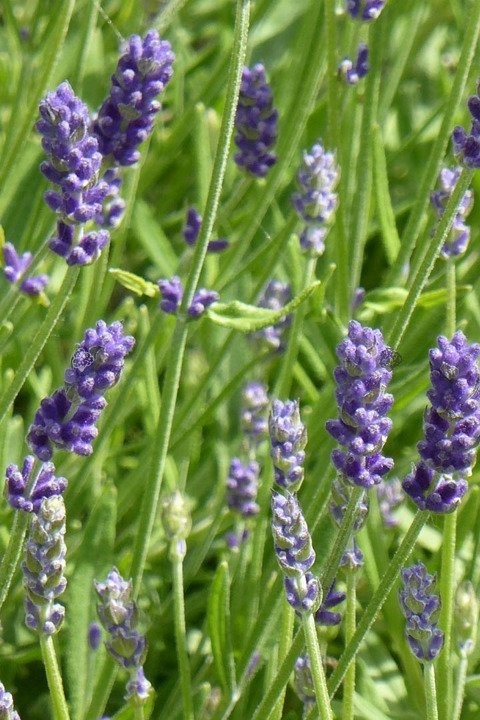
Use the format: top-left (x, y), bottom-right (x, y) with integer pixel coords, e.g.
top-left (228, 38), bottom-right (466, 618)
top-left (253, 280), bottom-right (292, 351)
top-left (23, 495), bottom-right (67, 635)
top-left (430, 167), bottom-right (473, 258)
top-left (294, 655), bottom-right (315, 709)
top-left (3, 242), bottom-right (48, 296)
top-left (187, 288), bottom-right (219, 318)
top-left (0, 683), bottom-right (21, 720)
top-left (95, 568), bottom-right (147, 670)
top-left (27, 389), bottom-right (106, 461)
top-left (403, 332), bottom-right (480, 512)
top-left (93, 30), bottom-right (174, 166)
top-left (183, 207), bottom-right (228, 253)
top-left (269, 399), bottom-right (307, 492)
top-left (158, 276), bottom-right (183, 314)
top-left (453, 82), bottom-right (480, 168)
top-left (339, 43), bottom-right (369, 85)
top-left (234, 64), bottom-right (278, 178)
top-left (226, 458), bottom-right (260, 517)
top-left (346, 0), bottom-right (387, 21)
top-left (241, 381), bottom-right (269, 448)
top-left (6, 456), bottom-right (67, 513)
top-left (399, 562), bottom-right (444, 662)
top-left (326, 321), bottom-right (394, 488)
top-left (314, 581), bottom-right (345, 626)
top-left (284, 571), bottom-right (320, 615)
top-left (49, 221), bottom-right (110, 266)
top-left (64, 320), bottom-right (135, 401)
top-left (95, 168), bottom-right (126, 228)
top-left (271, 490), bottom-right (315, 577)
top-left (125, 667), bottom-right (152, 702)
top-left (292, 142), bottom-right (339, 256)
top-left (376, 477), bottom-right (403, 527)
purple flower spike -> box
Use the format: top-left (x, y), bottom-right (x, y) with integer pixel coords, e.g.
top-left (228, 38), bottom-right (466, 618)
top-left (241, 381), bottom-right (269, 448)
top-left (399, 562), bottom-right (444, 663)
top-left (6, 456), bottom-right (67, 513)
top-left (226, 458), bottom-right (260, 517)
top-left (65, 320), bottom-right (135, 401)
top-left (430, 167), bottom-right (473, 258)
top-left (271, 491), bottom-right (316, 577)
top-left (346, 0), bottom-right (387, 21)
top-left (49, 222), bottom-right (110, 266)
top-left (294, 655), bottom-right (315, 709)
top-left (326, 320), bottom-right (394, 488)
top-left (253, 280), bottom-right (292, 351)
top-left (93, 30), bottom-right (174, 166)
top-left (187, 288), bottom-right (219, 317)
top-left (183, 207), bottom-right (228, 253)
top-left (403, 332), bottom-right (480, 513)
top-left (3, 242), bottom-right (48, 296)
top-left (0, 683), bottom-right (21, 720)
top-left (339, 43), bottom-right (369, 85)
top-left (284, 571), bottom-right (320, 615)
top-left (95, 168), bottom-right (126, 228)
top-left (269, 399), bottom-right (307, 492)
top-left (314, 581), bottom-right (345, 626)
top-left (234, 64), bottom-right (278, 178)
top-left (158, 276), bottom-right (183, 314)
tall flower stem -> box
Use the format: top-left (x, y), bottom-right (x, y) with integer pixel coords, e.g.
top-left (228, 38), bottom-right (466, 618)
top-left (40, 634), bottom-right (71, 720)
top-left (342, 570), bottom-right (357, 720)
top-left (436, 511), bottom-right (457, 720)
top-left (172, 551), bottom-right (194, 720)
top-left (302, 612), bottom-right (334, 720)
top-left (129, 0), bottom-right (251, 595)
top-left (270, 603), bottom-right (295, 720)
top-left (321, 486), bottom-right (363, 593)
top-left (424, 663), bottom-right (439, 720)
top-left (452, 655), bottom-right (469, 720)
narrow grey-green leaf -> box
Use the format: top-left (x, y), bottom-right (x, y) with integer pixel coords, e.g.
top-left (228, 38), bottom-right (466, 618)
top-left (372, 124), bottom-right (401, 266)
top-left (207, 560), bottom-right (236, 694)
top-left (109, 268), bottom-right (159, 298)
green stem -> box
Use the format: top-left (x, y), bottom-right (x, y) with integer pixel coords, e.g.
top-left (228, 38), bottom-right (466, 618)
top-left (270, 603), bottom-right (295, 720)
top-left (452, 655), bottom-right (468, 720)
top-left (436, 511), bottom-right (457, 720)
top-left (84, 656), bottom-right (116, 720)
top-left (386, 0), bottom-right (480, 285)
top-left (424, 662), bottom-right (439, 720)
top-left (302, 612), bottom-right (334, 720)
top-left (342, 571), bottom-right (356, 720)
top-left (172, 550), bottom-right (195, 720)
top-left (129, 0), bottom-right (251, 597)
top-left (445, 260), bottom-right (456, 337)
top-left (40, 634), bottom-right (71, 720)
top-left (0, 267), bottom-right (79, 427)
top-left (0, 511), bottom-right (29, 614)
top-left (386, 169), bottom-right (473, 349)
top-left (321, 486), bottom-right (363, 594)
top-left (327, 510), bottom-right (429, 697)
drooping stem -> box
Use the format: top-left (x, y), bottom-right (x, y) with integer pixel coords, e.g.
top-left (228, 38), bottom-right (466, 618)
top-left (302, 612), bottom-right (334, 720)
top-left (40, 634), bottom-right (71, 720)
top-left (424, 662), bottom-right (439, 720)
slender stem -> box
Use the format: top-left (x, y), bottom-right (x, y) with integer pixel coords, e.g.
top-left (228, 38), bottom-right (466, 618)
top-left (424, 662), bottom-right (439, 720)
top-left (445, 260), bottom-right (456, 337)
top-left (302, 612), bottom-right (334, 720)
top-left (133, 704), bottom-right (145, 720)
top-left (172, 550), bottom-right (195, 720)
top-left (452, 655), bottom-right (468, 720)
top-left (40, 634), bottom-right (71, 720)
top-left (84, 656), bottom-right (116, 720)
top-left (436, 511), bottom-right (457, 720)
top-left (129, 0), bottom-right (251, 598)
top-left (327, 510), bottom-right (429, 697)
top-left (386, 169), bottom-right (473, 349)
top-left (342, 571), bottom-right (356, 720)
top-left (0, 511), bottom-right (29, 614)
top-left (0, 267), bottom-right (79, 426)
top-left (321, 486), bottom-right (363, 594)
top-left (270, 603), bottom-right (295, 720)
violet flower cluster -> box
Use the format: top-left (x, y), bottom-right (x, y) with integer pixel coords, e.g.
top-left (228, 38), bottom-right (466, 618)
top-left (314, 582), bottom-right (346, 626)
top-left (453, 80), bottom-right (480, 168)
top-left (95, 568), bottom-right (151, 701)
top-left (326, 320), bottom-right (394, 489)
top-left (292, 142), bottom-right (339, 255)
top-left (27, 320), bottom-right (134, 461)
top-left (226, 458), bottom-right (260, 518)
top-left (399, 562), bottom-right (444, 662)
top-left (253, 280), bottom-right (292, 351)
top-left (403, 332), bottom-right (480, 513)
top-left (346, 0), bottom-right (386, 21)
top-left (339, 44), bottom-right (369, 85)
top-left (2, 243), bottom-right (48, 297)
top-left (241, 380), bottom-right (269, 454)
top-left (0, 683), bottom-right (21, 720)
top-left (22, 495), bottom-right (67, 636)
top-left (183, 207), bottom-right (228, 253)
top-left (6, 457), bottom-right (67, 513)
top-left (269, 399), bottom-right (307, 493)
top-left (234, 64), bottom-right (278, 178)
top-left (430, 167), bottom-right (473, 258)
top-left (158, 276), bottom-right (219, 318)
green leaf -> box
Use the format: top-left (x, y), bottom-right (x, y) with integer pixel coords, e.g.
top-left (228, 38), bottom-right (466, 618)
top-left (372, 124), bottom-right (402, 266)
top-left (416, 284), bottom-right (471, 308)
top-left (65, 483), bottom-right (117, 720)
top-left (109, 268), bottom-right (159, 298)
top-left (206, 280), bottom-right (322, 331)
top-left (207, 560), bottom-right (236, 694)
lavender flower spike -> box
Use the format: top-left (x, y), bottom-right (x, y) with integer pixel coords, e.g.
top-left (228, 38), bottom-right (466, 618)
top-left (269, 399), bottom-right (307, 493)
top-left (6, 455), bottom-right (67, 513)
top-left (0, 683), bottom-right (21, 720)
top-left (339, 44), bottom-right (369, 85)
top-left (23, 495), bottom-right (67, 635)
top-left (292, 142), bottom-right (339, 255)
top-left (226, 458), bottom-right (260, 517)
top-left (326, 320), bottom-right (394, 488)
top-left (3, 242), bottom-right (48, 296)
top-left (253, 280), bottom-right (292, 351)
top-left (430, 167), bottom-right (473, 258)
top-left (158, 276), bottom-right (183, 314)
top-left (346, 0), bottom-right (386, 21)
top-left (403, 331), bottom-right (480, 513)
top-left (234, 64), bottom-right (278, 178)
top-left (399, 562), bottom-right (444, 662)
top-left (93, 30), bottom-right (174, 166)
top-left (241, 381), bottom-right (269, 448)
